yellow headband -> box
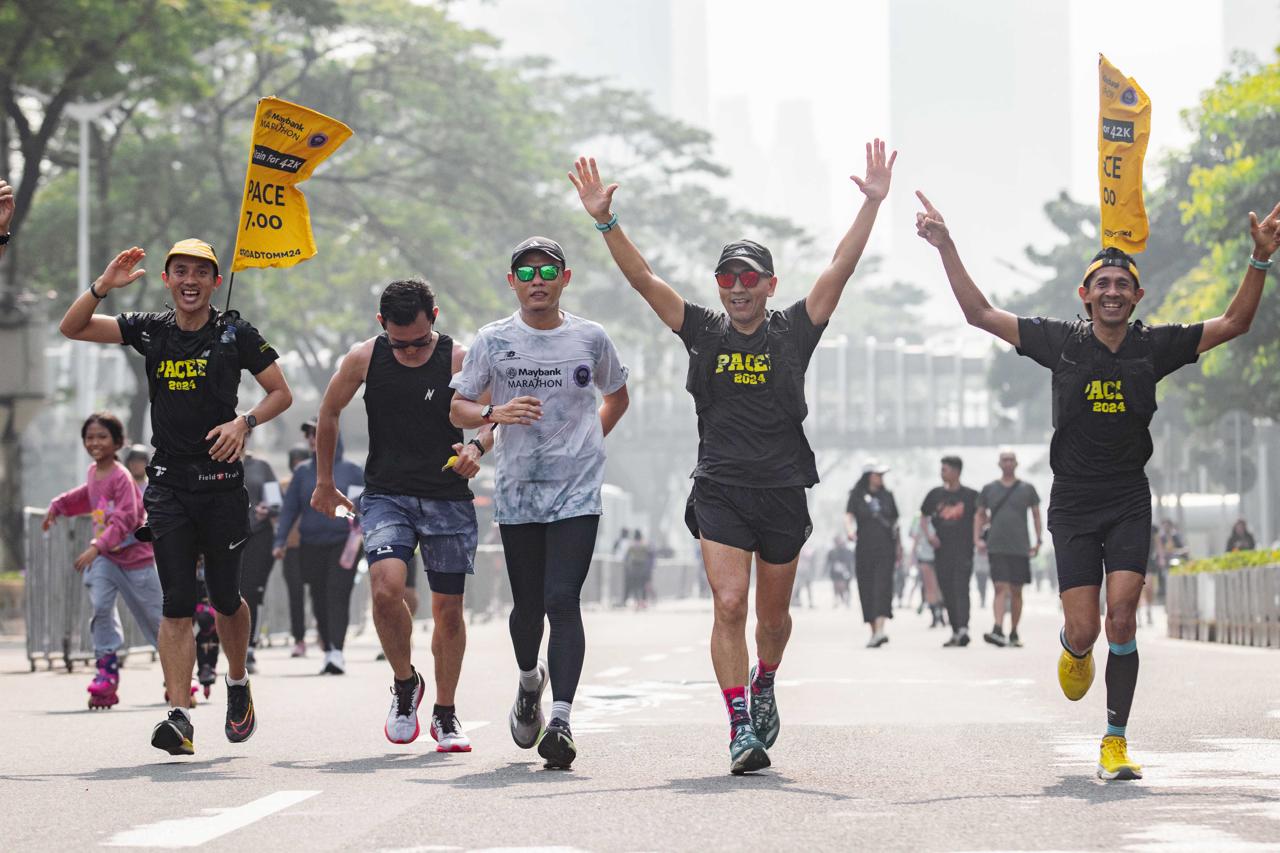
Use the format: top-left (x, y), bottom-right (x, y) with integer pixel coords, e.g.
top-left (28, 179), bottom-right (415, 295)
top-left (1083, 257), bottom-right (1139, 285)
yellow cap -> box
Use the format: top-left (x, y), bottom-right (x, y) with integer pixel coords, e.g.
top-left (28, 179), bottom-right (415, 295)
top-left (164, 238), bottom-right (219, 275)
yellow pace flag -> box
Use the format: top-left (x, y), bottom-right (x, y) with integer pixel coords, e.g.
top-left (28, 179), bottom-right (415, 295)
top-left (230, 97), bottom-right (353, 272)
top-left (1097, 54), bottom-right (1151, 254)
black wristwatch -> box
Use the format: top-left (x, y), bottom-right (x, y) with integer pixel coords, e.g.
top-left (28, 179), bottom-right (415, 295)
top-left (481, 404), bottom-right (494, 422)
top-left (467, 438), bottom-right (486, 457)
top-left (242, 413), bottom-right (258, 431)
top-left (0, 233), bottom-right (10, 246)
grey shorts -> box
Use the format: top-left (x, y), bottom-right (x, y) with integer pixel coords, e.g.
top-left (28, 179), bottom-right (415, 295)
top-left (358, 492), bottom-right (477, 576)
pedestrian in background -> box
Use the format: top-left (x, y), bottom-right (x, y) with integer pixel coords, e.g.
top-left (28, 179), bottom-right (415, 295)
top-left (921, 455), bottom-right (978, 647)
top-left (976, 450), bottom-right (1042, 648)
top-left (909, 512), bottom-right (945, 627)
top-left (1225, 519), bottom-right (1255, 552)
top-left (825, 532), bottom-right (854, 608)
top-left (845, 462), bottom-right (900, 647)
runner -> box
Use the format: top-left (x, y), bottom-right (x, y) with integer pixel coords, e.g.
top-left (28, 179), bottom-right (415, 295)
top-left (570, 140), bottom-right (895, 774)
top-left (58, 240), bottom-right (292, 755)
top-left (450, 237), bottom-right (630, 769)
top-left (43, 412), bottom-right (161, 709)
top-left (311, 278), bottom-right (490, 752)
top-left (976, 450), bottom-right (1041, 648)
top-left (916, 190), bottom-right (1280, 779)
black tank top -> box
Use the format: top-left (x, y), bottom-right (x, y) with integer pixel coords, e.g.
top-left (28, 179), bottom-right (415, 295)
top-left (363, 333), bottom-right (473, 500)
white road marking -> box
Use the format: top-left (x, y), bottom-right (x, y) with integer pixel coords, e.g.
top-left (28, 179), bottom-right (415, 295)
top-left (672, 645), bottom-right (694, 654)
top-left (103, 790), bottom-right (320, 848)
top-left (594, 666), bottom-right (631, 678)
top-left (640, 653), bottom-right (667, 663)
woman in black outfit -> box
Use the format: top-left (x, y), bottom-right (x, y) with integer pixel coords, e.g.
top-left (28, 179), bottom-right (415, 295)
top-left (845, 462), bottom-right (901, 647)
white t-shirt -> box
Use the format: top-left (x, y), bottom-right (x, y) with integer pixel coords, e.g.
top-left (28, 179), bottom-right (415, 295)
top-left (450, 310), bottom-right (629, 524)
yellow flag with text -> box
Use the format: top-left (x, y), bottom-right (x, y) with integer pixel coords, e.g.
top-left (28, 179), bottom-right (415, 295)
top-left (1097, 55), bottom-right (1151, 253)
top-left (231, 97), bottom-right (353, 272)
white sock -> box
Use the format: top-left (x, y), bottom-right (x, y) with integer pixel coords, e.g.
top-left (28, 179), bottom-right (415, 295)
top-left (226, 673), bottom-right (248, 687)
top-left (519, 667), bottom-right (542, 691)
top-left (550, 700), bottom-right (572, 725)
top-left (172, 706), bottom-right (191, 722)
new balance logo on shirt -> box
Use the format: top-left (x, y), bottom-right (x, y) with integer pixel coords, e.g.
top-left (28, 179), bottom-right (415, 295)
top-left (424, 389), bottom-right (435, 401)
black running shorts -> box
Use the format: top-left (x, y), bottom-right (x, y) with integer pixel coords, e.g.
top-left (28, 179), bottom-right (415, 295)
top-left (988, 552), bottom-right (1031, 585)
top-left (1048, 477), bottom-right (1151, 592)
top-left (685, 478), bottom-right (812, 565)
top-left (144, 484), bottom-right (249, 617)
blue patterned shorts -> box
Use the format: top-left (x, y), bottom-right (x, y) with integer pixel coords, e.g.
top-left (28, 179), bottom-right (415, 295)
top-left (358, 492), bottom-right (477, 575)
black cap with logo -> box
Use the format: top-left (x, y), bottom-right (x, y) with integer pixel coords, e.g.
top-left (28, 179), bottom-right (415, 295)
top-left (511, 236), bottom-right (566, 269)
top-left (715, 239), bottom-right (774, 275)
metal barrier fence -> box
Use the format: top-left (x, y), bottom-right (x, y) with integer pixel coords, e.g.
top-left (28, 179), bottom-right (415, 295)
top-left (1167, 565), bottom-right (1280, 647)
top-left (23, 508), bottom-right (157, 672)
top-left (248, 552), bottom-right (371, 648)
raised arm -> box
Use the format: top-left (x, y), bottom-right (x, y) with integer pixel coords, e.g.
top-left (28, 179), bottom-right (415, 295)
top-left (1197, 201), bottom-right (1280, 354)
top-left (806, 139), bottom-right (897, 326)
top-left (915, 192), bottom-right (1021, 348)
top-left (311, 340), bottom-right (371, 518)
top-left (59, 247), bottom-right (149, 343)
top-left (570, 157), bottom-right (686, 331)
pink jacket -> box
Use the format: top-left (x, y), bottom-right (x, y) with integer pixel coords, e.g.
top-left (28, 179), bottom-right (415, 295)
top-left (49, 462), bottom-right (154, 570)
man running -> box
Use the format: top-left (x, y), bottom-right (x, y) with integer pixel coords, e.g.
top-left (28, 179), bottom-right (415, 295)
top-left (570, 140), bottom-right (895, 774)
top-left (59, 240), bottom-right (292, 755)
top-left (920, 456), bottom-right (978, 648)
top-left (450, 237), bottom-right (630, 770)
top-left (976, 450), bottom-right (1041, 648)
top-left (311, 279), bottom-right (490, 752)
top-left (916, 190), bottom-right (1280, 779)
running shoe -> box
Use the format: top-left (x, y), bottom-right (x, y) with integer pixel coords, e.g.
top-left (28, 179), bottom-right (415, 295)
top-left (983, 629), bottom-right (1007, 647)
top-left (1057, 647), bottom-right (1095, 701)
top-left (291, 641), bottom-right (306, 658)
top-left (225, 680), bottom-right (257, 743)
top-left (1007, 631), bottom-right (1023, 648)
top-left (151, 708), bottom-right (195, 756)
top-left (538, 718), bottom-right (577, 769)
top-left (430, 709), bottom-right (472, 753)
top-left (749, 664), bottom-right (780, 749)
top-left (509, 660), bottom-right (548, 749)
top-left (1097, 735), bottom-right (1143, 780)
top-left (386, 670), bottom-right (425, 744)
top-left (729, 722), bottom-right (770, 775)
top-left (321, 649), bottom-right (346, 675)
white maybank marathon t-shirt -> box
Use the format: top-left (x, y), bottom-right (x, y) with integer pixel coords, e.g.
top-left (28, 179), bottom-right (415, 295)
top-left (450, 310), bottom-right (629, 524)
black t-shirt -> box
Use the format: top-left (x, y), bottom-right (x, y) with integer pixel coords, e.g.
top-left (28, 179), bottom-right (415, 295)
top-left (1016, 317), bottom-right (1202, 480)
top-left (846, 487), bottom-right (899, 557)
top-left (118, 310), bottom-right (279, 460)
top-left (921, 485), bottom-right (978, 558)
top-left (677, 298), bottom-right (824, 486)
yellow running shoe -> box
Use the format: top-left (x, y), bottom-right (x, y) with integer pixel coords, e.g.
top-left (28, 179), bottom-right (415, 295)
top-left (1057, 648), bottom-right (1095, 701)
top-left (1097, 735), bottom-right (1143, 780)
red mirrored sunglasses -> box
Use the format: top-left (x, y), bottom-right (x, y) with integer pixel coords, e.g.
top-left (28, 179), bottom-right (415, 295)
top-left (715, 270), bottom-right (767, 289)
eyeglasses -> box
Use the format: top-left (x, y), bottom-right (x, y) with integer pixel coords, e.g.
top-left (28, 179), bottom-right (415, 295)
top-left (715, 270), bottom-right (769, 289)
top-left (514, 265), bottom-right (561, 282)
top-left (386, 333), bottom-right (432, 349)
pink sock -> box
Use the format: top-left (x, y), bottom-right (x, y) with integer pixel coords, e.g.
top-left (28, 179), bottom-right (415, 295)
top-left (751, 659), bottom-right (779, 694)
top-left (722, 685), bottom-right (748, 726)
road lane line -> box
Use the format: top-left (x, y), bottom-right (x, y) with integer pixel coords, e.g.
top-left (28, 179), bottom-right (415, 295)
top-left (595, 666), bottom-right (631, 678)
top-left (640, 653), bottom-right (667, 663)
top-left (102, 790), bottom-right (320, 848)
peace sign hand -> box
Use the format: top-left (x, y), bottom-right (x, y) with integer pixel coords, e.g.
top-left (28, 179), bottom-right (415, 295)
top-left (568, 157), bottom-right (619, 225)
top-left (914, 191), bottom-right (951, 248)
top-left (1249, 201), bottom-right (1280, 260)
top-left (850, 139), bottom-right (897, 202)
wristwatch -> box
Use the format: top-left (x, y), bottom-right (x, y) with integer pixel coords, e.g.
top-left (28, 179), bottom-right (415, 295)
top-left (242, 413), bottom-right (258, 431)
top-left (467, 438), bottom-right (486, 457)
top-left (481, 404), bottom-right (494, 422)
top-left (0, 233), bottom-right (10, 246)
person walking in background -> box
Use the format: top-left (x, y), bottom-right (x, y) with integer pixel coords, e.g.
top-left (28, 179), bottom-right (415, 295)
top-left (281, 445), bottom-right (311, 656)
top-left (239, 437), bottom-right (280, 674)
top-left (622, 530), bottom-right (653, 609)
top-left (273, 418), bottom-right (364, 675)
top-left (921, 455), bottom-right (978, 647)
top-left (124, 445), bottom-right (151, 493)
top-left (845, 462), bottom-right (900, 648)
top-left (977, 450), bottom-right (1042, 648)
top-left (825, 532), bottom-right (854, 608)
top-left (910, 511), bottom-right (945, 628)
top-left (1225, 518), bottom-right (1255, 552)
top-left (44, 413), bottom-right (162, 709)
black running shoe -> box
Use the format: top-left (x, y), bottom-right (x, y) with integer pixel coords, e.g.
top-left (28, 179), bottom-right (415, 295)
top-left (729, 722), bottom-right (770, 775)
top-left (225, 680), bottom-right (257, 743)
top-left (509, 661), bottom-right (548, 749)
top-left (151, 709), bottom-right (195, 756)
top-left (538, 718), bottom-right (577, 769)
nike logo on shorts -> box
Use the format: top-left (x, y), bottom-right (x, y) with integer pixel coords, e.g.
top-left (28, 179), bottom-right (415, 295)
top-left (228, 537), bottom-right (248, 550)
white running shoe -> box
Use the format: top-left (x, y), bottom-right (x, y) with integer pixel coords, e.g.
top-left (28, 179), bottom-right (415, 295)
top-left (430, 711), bottom-right (472, 753)
top-left (322, 649), bottom-right (346, 675)
top-left (385, 670), bottom-right (424, 744)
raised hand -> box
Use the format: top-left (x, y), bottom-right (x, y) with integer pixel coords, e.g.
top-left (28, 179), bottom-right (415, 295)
top-left (98, 247), bottom-right (147, 291)
top-left (0, 180), bottom-right (13, 233)
top-left (850, 139), bottom-right (897, 202)
top-left (915, 191), bottom-right (951, 248)
top-left (568, 157), bottom-right (619, 224)
top-left (1249, 201), bottom-right (1280, 259)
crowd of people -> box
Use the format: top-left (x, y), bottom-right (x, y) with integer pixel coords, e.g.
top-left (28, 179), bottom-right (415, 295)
top-left (10, 125), bottom-right (1279, 786)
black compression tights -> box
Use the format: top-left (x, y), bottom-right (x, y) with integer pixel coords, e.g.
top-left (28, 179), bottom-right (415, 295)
top-left (153, 522), bottom-right (245, 618)
top-left (499, 515), bottom-right (600, 703)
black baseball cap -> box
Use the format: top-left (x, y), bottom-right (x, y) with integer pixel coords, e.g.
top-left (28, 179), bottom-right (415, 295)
top-left (715, 239), bottom-right (774, 274)
top-left (511, 236), bottom-right (566, 269)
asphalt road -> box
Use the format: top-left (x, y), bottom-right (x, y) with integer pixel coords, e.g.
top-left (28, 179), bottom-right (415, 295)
top-left (3, 585), bottom-right (1279, 852)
